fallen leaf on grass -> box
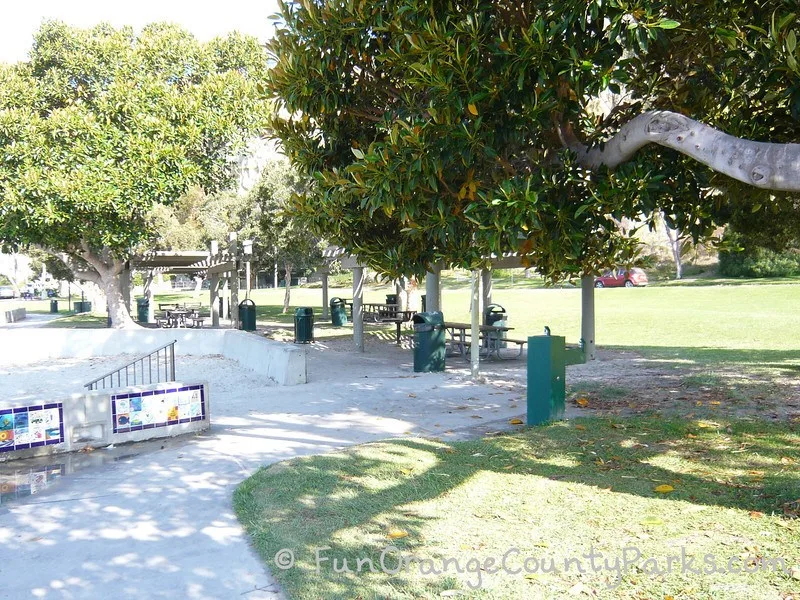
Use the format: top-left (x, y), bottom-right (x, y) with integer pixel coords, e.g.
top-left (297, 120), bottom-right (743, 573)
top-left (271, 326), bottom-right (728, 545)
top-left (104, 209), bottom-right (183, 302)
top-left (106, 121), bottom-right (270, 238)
top-left (509, 418), bottom-right (524, 425)
top-left (576, 397), bottom-right (590, 407)
top-left (575, 424), bottom-right (586, 431)
top-left (387, 529), bottom-right (409, 539)
top-left (640, 516), bottom-right (664, 526)
top-left (686, 433), bottom-right (697, 439)
top-left (749, 511), bottom-right (764, 519)
top-left (567, 582), bottom-right (592, 596)
top-left (710, 401), bottom-right (721, 406)
top-left (781, 456), bottom-right (796, 465)
top-left (654, 484), bottom-right (675, 494)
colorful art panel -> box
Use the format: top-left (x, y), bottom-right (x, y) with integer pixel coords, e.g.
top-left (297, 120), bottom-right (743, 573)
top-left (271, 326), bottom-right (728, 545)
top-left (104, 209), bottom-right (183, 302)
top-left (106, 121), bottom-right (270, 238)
top-left (111, 385), bottom-right (206, 434)
top-left (0, 404), bottom-right (65, 453)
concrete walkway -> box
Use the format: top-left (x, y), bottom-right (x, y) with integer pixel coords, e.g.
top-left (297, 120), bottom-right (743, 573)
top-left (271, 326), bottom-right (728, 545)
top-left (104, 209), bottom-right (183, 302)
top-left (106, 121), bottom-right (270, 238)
top-left (0, 311), bottom-right (64, 328)
top-left (0, 337), bottom-right (531, 599)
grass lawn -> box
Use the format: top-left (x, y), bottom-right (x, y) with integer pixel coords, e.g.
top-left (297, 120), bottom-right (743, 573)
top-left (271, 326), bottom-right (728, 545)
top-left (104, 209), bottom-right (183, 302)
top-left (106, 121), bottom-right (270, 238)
top-left (170, 283), bottom-right (800, 371)
top-left (235, 416), bottom-right (800, 600)
top-left (42, 313), bottom-right (108, 328)
top-left (153, 283), bottom-right (800, 354)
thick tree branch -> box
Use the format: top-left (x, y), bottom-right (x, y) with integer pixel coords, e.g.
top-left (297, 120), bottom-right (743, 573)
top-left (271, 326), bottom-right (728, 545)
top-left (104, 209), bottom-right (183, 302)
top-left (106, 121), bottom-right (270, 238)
top-left (51, 251), bottom-right (101, 284)
top-left (560, 110), bottom-right (800, 192)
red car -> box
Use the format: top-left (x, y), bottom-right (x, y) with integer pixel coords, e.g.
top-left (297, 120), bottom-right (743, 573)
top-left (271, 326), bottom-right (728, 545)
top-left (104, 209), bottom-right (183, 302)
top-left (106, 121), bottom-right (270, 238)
top-left (594, 268), bottom-right (648, 288)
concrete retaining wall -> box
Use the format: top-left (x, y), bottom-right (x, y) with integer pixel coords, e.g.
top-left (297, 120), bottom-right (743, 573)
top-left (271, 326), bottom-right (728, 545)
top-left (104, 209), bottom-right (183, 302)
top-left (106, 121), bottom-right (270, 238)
top-left (0, 307), bottom-right (25, 324)
top-left (0, 381), bottom-right (210, 461)
top-left (0, 329), bottom-right (307, 385)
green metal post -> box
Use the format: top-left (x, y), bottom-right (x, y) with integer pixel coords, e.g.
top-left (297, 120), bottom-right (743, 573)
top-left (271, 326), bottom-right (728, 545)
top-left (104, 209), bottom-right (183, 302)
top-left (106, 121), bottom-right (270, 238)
top-left (527, 335), bottom-right (566, 425)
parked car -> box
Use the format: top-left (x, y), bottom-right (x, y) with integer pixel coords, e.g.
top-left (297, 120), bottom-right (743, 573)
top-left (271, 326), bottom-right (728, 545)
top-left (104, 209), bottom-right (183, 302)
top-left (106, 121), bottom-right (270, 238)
top-left (594, 268), bottom-right (648, 288)
top-left (0, 285), bottom-right (16, 299)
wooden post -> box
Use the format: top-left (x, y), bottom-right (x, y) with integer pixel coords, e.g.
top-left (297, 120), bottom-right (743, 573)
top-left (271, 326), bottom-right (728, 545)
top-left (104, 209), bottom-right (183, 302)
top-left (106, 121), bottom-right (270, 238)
top-left (228, 233), bottom-right (239, 328)
top-left (353, 266), bottom-right (365, 352)
top-left (425, 266), bottom-right (441, 312)
top-left (144, 270), bottom-right (155, 323)
top-left (210, 274), bottom-right (220, 327)
top-left (209, 240), bottom-right (220, 327)
top-left (581, 274), bottom-right (596, 360)
top-left (481, 268), bottom-right (492, 322)
top-left (321, 272), bottom-right (330, 319)
top-left (470, 269), bottom-right (482, 379)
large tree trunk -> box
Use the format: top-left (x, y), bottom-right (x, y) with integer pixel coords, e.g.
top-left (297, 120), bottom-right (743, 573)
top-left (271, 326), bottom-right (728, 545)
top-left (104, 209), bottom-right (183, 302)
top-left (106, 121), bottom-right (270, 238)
top-left (662, 214), bottom-right (683, 280)
top-left (282, 262), bottom-right (292, 314)
top-left (560, 110), bottom-right (800, 192)
top-left (56, 242), bottom-right (137, 328)
top-left (103, 272), bottom-right (136, 328)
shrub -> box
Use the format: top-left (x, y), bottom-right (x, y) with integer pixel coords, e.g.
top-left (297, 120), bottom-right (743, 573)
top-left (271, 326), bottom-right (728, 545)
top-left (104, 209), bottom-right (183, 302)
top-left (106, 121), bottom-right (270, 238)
top-left (719, 232), bottom-right (800, 277)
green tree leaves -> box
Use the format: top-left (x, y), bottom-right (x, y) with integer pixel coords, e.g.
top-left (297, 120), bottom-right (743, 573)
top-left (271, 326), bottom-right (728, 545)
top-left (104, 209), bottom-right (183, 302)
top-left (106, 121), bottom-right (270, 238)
top-left (0, 20), bottom-right (271, 260)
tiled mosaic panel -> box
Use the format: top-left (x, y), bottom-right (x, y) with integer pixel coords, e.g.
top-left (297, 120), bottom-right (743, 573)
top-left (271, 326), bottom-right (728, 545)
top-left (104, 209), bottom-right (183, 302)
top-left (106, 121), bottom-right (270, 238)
top-left (0, 404), bottom-right (65, 453)
top-left (112, 385), bottom-right (206, 434)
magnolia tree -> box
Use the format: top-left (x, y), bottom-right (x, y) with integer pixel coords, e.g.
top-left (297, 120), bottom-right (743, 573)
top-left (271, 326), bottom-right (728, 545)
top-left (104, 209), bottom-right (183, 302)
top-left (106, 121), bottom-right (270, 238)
top-left (266, 0), bottom-right (800, 280)
top-left (0, 21), bottom-right (270, 326)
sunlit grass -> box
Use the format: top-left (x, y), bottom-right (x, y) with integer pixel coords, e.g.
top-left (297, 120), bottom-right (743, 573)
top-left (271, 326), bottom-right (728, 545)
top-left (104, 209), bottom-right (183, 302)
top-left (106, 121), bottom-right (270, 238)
top-left (235, 417), bottom-right (800, 600)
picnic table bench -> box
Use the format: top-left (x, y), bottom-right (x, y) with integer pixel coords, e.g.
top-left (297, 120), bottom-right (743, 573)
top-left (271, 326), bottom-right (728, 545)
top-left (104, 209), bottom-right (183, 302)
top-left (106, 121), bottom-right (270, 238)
top-left (155, 303), bottom-right (208, 328)
top-left (444, 321), bottom-right (527, 359)
top-left (362, 303), bottom-right (416, 343)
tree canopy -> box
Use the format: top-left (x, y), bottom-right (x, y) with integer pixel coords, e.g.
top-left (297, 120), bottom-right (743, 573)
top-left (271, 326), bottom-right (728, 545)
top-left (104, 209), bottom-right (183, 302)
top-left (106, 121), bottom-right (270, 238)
top-left (0, 21), bottom-right (270, 324)
top-left (266, 0), bottom-right (800, 280)
top-left (249, 159), bottom-right (323, 311)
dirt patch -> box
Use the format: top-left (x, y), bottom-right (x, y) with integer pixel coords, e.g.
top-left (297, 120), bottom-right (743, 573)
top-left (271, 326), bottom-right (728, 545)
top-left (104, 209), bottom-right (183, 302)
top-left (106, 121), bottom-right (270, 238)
top-left (299, 336), bottom-right (800, 424)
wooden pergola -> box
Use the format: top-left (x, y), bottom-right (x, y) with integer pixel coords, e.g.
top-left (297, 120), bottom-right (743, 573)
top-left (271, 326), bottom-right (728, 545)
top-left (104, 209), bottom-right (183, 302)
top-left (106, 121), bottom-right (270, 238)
top-left (318, 246), bottom-right (597, 374)
top-left (129, 234), bottom-right (243, 327)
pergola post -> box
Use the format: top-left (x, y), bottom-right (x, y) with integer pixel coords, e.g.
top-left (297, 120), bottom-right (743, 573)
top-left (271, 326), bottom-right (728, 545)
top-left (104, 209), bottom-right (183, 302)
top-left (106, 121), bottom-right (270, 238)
top-left (395, 280), bottom-right (405, 311)
top-left (228, 233), bottom-right (239, 328)
top-left (480, 267), bottom-right (492, 322)
top-left (144, 270), bottom-right (155, 323)
top-left (425, 266), bottom-right (441, 313)
top-left (581, 274), bottom-right (596, 360)
top-left (353, 266), bottom-right (365, 352)
top-left (321, 271), bottom-right (330, 319)
top-left (209, 240), bottom-right (220, 327)
top-left (470, 269), bottom-right (482, 379)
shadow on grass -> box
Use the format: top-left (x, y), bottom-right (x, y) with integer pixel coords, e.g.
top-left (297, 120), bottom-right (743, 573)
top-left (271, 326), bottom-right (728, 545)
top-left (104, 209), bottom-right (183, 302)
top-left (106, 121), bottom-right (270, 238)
top-left (235, 417), bottom-right (800, 597)
top-left (608, 345), bottom-right (800, 371)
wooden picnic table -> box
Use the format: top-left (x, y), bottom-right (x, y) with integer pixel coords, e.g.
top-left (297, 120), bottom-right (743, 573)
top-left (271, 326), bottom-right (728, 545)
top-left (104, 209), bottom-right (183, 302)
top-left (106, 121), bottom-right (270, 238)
top-left (166, 309), bottom-right (191, 328)
top-left (362, 303), bottom-right (416, 343)
top-left (444, 321), bottom-right (525, 360)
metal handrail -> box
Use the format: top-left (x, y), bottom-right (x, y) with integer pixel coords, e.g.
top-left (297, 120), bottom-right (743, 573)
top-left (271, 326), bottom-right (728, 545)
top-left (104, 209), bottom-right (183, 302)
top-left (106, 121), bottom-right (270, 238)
top-left (84, 340), bottom-right (177, 391)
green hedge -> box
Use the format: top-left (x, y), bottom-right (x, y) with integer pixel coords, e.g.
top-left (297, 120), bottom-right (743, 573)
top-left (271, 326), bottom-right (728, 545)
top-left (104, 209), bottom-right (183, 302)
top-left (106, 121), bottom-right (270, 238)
top-left (719, 234), bottom-right (800, 277)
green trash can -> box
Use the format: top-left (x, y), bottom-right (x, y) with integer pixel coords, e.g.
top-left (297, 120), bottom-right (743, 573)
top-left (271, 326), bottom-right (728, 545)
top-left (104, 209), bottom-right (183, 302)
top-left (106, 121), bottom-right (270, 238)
top-left (239, 298), bottom-right (256, 331)
top-left (136, 298), bottom-right (149, 323)
top-left (330, 297), bottom-right (348, 326)
top-left (412, 311), bottom-right (445, 372)
top-left (294, 307), bottom-right (315, 343)
top-left (74, 301), bottom-right (92, 313)
top-left (50, 300), bottom-right (58, 313)
top-left (484, 303), bottom-right (507, 349)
